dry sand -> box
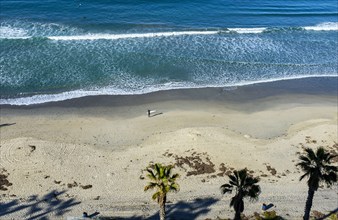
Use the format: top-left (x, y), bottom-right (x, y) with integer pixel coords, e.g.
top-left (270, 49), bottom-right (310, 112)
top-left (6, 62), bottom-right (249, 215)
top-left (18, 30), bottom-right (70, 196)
top-left (0, 79), bottom-right (337, 219)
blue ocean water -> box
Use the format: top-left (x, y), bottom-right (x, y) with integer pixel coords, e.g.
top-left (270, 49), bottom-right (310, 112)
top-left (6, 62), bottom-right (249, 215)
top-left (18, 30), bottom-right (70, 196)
top-left (0, 0), bottom-right (337, 105)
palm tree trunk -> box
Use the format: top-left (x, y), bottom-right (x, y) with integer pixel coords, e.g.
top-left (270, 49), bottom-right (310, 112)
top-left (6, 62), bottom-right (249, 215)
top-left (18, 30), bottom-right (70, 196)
top-left (234, 195), bottom-right (244, 220)
top-left (159, 198), bottom-right (166, 220)
top-left (303, 187), bottom-right (315, 220)
top-left (234, 210), bottom-right (241, 220)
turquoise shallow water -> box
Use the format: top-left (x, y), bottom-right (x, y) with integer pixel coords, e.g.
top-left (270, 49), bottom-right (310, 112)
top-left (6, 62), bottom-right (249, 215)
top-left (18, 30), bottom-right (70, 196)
top-left (0, 0), bottom-right (337, 105)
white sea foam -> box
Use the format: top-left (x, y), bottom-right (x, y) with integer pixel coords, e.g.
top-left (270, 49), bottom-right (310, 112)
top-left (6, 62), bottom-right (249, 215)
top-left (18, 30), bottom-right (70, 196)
top-left (0, 82), bottom-right (193, 106)
top-left (0, 26), bottom-right (28, 38)
top-left (1, 75), bottom-right (336, 106)
top-left (0, 21), bottom-right (83, 39)
top-left (48, 31), bottom-right (220, 40)
top-left (304, 22), bottom-right (338, 31)
top-left (227, 28), bottom-right (266, 34)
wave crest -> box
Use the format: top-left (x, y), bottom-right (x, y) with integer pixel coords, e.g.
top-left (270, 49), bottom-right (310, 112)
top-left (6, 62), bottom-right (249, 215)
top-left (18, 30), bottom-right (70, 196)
top-left (48, 31), bottom-right (220, 40)
top-left (1, 22), bottom-right (337, 40)
top-left (304, 22), bottom-right (338, 31)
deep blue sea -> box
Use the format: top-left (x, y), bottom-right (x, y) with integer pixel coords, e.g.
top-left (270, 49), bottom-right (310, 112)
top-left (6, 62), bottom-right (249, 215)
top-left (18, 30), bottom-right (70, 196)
top-left (1, 0), bottom-right (338, 105)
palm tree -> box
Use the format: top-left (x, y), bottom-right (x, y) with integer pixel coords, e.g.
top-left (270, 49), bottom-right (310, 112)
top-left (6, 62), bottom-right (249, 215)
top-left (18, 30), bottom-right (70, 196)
top-left (296, 147), bottom-right (337, 220)
top-left (220, 169), bottom-right (261, 220)
top-left (144, 163), bottom-right (180, 220)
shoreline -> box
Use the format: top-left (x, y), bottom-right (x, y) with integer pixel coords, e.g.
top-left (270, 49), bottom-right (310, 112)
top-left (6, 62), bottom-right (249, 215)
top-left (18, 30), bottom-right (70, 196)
top-left (1, 76), bottom-right (337, 108)
top-left (0, 76), bottom-right (337, 219)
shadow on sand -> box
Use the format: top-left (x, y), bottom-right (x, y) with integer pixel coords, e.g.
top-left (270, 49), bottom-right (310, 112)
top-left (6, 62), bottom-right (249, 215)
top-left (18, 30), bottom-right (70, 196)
top-left (98, 197), bottom-right (219, 220)
top-left (0, 190), bottom-right (80, 220)
top-left (0, 123), bottom-right (16, 128)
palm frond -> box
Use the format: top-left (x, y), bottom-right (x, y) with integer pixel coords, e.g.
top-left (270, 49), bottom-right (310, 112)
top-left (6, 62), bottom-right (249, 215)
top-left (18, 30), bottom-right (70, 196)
top-left (146, 174), bottom-right (157, 182)
top-left (304, 148), bottom-right (316, 160)
top-left (166, 165), bottom-right (173, 176)
top-left (297, 162), bottom-right (313, 172)
top-left (323, 165), bottom-right (338, 172)
top-left (297, 161), bottom-right (312, 167)
top-left (144, 182), bottom-right (157, 191)
top-left (299, 172), bottom-right (309, 181)
top-left (316, 147), bottom-right (326, 160)
top-left (154, 163), bottom-right (162, 178)
top-left (247, 184), bottom-right (261, 200)
top-left (169, 183), bottom-right (180, 192)
top-left (229, 174), bottom-right (239, 186)
top-left (244, 176), bottom-right (259, 187)
top-left (171, 173), bottom-right (180, 180)
top-left (220, 183), bottom-right (233, 194)
top-left (322, 172), bottom-right (337, 186)
top-left (238, 169), bottom-right (247, 183)
top-left (221, 183), bottom-right (233, 189)
top-left (297, 155), bottom-right (312, 164)
top-left (152, 191), bottom-right (161, 201)
top-left (146, 168), bottom-right (157, 181)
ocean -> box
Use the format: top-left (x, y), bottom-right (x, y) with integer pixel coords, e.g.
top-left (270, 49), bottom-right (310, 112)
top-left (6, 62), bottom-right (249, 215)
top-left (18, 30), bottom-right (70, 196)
top-left (0, 0), bottom-right (337, 105)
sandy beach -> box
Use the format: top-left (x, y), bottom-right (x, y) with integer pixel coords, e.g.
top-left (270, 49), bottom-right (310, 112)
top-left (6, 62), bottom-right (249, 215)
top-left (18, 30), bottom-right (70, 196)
top-left (0, 78), bottom-right (337, 219)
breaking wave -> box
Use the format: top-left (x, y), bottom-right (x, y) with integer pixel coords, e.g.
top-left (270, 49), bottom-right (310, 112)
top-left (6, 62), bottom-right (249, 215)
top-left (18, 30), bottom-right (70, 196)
top-left (1, 22), bottom-right (337, 40)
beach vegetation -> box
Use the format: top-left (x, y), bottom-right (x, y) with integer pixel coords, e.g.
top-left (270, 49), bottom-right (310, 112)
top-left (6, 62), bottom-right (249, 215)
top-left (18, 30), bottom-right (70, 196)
top-left (220, 168), bottom-right (261, 220)
top-left (253, 210), bottom-right (286, 220)
top-left (296, 147), bottom-right (337, 220)
top-left (144, 163), bottom-right (180, 220)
